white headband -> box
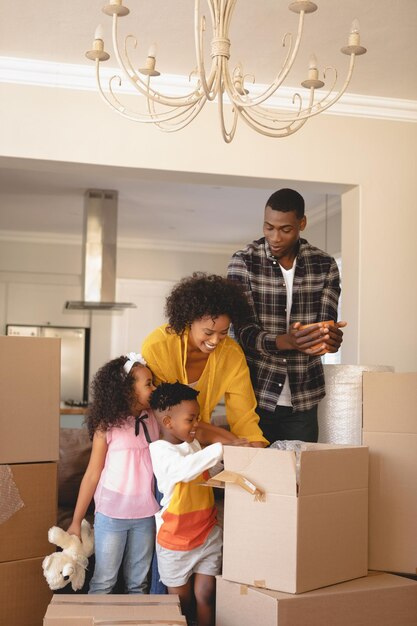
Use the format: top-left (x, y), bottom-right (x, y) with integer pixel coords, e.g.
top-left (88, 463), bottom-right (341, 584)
top-left (123, 352), bottom-right (147, 374)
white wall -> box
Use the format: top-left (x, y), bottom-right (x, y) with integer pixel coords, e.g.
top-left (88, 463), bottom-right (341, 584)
top-left (305, 206), bottom-right (341, 257)
top-left (1, 82), bottom-right (416, 371)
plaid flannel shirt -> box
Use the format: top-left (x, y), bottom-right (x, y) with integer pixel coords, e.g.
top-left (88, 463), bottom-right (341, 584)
top-left (227, 237), bottom-right (341, 413)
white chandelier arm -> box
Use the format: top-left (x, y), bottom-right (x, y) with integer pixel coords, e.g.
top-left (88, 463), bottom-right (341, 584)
top-left (294, 57), bottom-right (356, 117)
top-left (122, 35), bottom-right (203, 106)
top-left (96, 62), bottom-right (204, 124)
top-left (238, 105), bottom-right (309, 138)
top-left (237, 89), bottom-right (306, 128)
top-left (217, 73), bottom-right (239, 143)
top-left (223, 0), bottom-right (237, 31)
top-left (228, 54), bottom-right (355, 125)
top-left (234, 95), bottom-right (303, 132)
top-left (224, 10), bottom-right (307, 109)
top-left (110, 12), bottom-right (206, 107)
top-left (144, 82), bottom-right (210, 133)
top-left (194, 3), bottom-right (220, 101)
top-left (267, 53), bottom-right (357, 122)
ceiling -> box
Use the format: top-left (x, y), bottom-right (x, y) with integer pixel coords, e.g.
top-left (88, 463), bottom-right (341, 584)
top-left (0, 0), bottom-right (416, 247)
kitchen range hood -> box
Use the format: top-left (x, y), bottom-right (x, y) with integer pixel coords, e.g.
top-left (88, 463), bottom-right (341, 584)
top-left (65, 189), bottom-right (136, 311)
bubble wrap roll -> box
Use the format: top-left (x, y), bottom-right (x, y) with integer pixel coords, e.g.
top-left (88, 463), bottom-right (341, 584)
top-left (318, 364), bottom-right (394, 445)
top-left (0, 465), bottom-right (24, 524)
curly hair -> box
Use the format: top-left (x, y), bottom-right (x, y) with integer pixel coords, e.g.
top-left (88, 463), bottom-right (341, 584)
top-left (149, 381), bottom-right (199, 412)
top-left (85, 356), bottom-right (146, 439)
top-left (165, 272), bottom-right (251, 335)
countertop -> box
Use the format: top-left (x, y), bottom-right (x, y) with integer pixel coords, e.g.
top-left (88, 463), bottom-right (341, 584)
top-left (60, 405), bottom-right (88, 415)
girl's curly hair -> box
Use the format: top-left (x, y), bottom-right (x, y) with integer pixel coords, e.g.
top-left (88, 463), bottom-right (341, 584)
top-left (85, 356), bottom-right (145, 439)
top-left (165, 272), bottom-right (251, 335)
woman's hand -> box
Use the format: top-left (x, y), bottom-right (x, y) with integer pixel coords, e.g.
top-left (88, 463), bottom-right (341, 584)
top-left (223, 437), bottom-right (251, 447)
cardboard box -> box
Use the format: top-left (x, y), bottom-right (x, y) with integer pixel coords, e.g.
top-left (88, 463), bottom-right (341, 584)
top-left (0, 462), bottom-right (57, 562)
top-left (0, 336), bottom-right (60, 463)
top-left (363, 371), bottom-right (417, 575)
top-left (216, 572), bottom-right (417, 626)
top-left (44, 594), bottom-right (187, 625)
top-left (220, 444), bottom-right (368, 593)
top-left (0, 557), bottom-right (53, 626)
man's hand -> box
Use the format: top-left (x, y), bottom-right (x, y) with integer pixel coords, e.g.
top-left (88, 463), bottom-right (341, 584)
top-left (276, 321), bottom-right (346, 355)
top-left (321, 321), bottom-right (347, 353)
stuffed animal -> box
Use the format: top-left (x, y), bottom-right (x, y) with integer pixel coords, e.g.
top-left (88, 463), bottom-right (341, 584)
top-left (42, 518), bottom-right (94, 591)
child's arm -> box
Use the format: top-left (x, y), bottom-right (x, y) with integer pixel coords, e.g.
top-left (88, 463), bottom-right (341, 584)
top-left (66, 431), bottom-right (108, 538)
top-left (195, 420), bottom-right (249, 446)
top-left (150, 441), bottom-right (223, 486)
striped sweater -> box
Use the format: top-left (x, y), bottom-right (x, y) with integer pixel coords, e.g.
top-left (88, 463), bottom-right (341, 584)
top-left (149, 439), bottom-right (223, 551)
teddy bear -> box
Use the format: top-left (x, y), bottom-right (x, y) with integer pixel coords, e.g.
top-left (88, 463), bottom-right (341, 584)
top-left (42, 518), bottom-right (94, 592)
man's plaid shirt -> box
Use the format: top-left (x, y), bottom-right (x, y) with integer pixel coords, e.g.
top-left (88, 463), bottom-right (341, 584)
top-left (227, 237), bottom-right (341, 413)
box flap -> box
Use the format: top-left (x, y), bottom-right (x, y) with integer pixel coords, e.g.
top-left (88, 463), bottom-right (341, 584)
top-left (50, 595), bottom-right (180, 606)
top-left (363, 372), bottom-right (417, 433)
top-left (223, 446), bottom-right (297, 496)
top-left (298, 446), bottom-right (369, 496)
top-left (44, 602), bottom-right (185, 623)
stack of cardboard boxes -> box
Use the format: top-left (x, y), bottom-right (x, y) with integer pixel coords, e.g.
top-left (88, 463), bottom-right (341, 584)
top-left (0, 336), bottom-right (61, 626)
top-left (216, 371), bottom-right (417, 625)
top-left (2, 336), bottom-right (416, 625)
top-left (363, 372), bottom-right (417, 579)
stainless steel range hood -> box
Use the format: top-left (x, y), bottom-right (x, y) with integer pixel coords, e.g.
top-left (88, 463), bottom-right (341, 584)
top-left (65, 189), bottom-right (136, 311)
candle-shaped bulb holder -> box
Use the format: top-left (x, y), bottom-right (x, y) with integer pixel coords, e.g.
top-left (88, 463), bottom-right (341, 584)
top-left (102, 0), bottom-right (130, 17)
top-left (94, 24), bottom-right (104, 41)
top-left (139, 45), bottom-right (160, 77)
top-left (301, 53), bottom-right (324, 89)
top-left (86, 24), bottom-right (110, 61)
top-left (341, 17), bottom-right (367, 56)
top-left (148, 43), bottom-right (157, 59)
top-left (289, 1), bottom-right (318, 15)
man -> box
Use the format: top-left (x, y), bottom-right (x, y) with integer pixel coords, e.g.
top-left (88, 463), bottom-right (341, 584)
top-left (227, 188), bottom-right (345, 444)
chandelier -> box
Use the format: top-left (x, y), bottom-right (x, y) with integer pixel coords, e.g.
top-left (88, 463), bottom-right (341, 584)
top-left (86, 1), bottom-right (367, 143)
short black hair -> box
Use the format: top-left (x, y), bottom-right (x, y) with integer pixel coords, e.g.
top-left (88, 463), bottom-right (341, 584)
top-left (165, 272), bottom-right (251, 335)
top-left (265, 188), bottom-right (305, 219)
top-left (150, 381), bottom-right (199, 412)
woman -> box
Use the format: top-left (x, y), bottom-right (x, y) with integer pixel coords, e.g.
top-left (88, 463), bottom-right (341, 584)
top-left (142, 273), bottom-right (268, 447)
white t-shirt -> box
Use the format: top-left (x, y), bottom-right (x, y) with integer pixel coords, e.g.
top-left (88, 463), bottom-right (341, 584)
top-left (277, 260), bottom-right (296, 407)
top-left (149, 439), bottom-right (223, 535)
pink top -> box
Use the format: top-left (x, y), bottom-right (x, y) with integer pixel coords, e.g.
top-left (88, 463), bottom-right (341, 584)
top-left (94, 411), bottom-right (160, 519)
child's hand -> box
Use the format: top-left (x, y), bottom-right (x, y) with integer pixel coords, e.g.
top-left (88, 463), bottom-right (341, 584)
top-left (223, 437), bottom-right (250, 447)
top-left (66, 521), bottom-right (81, 539)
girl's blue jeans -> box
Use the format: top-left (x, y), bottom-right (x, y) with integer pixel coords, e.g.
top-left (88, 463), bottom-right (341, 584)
top-left (89, 512), bottom-right (155, 594)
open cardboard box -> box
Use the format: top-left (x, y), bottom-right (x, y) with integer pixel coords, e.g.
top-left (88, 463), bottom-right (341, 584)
top-left (216, 572), bottom-right (417, 626)
top-left (44, 594), bottom-right (187, 625)
top-left (363, 371), bottom-right (417, 575)
top-left (216, 443), bottom-right (368, 594)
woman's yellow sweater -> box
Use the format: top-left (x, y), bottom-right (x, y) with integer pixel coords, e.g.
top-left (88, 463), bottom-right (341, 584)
top-left (142, 324), bottom-right (267, 444)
